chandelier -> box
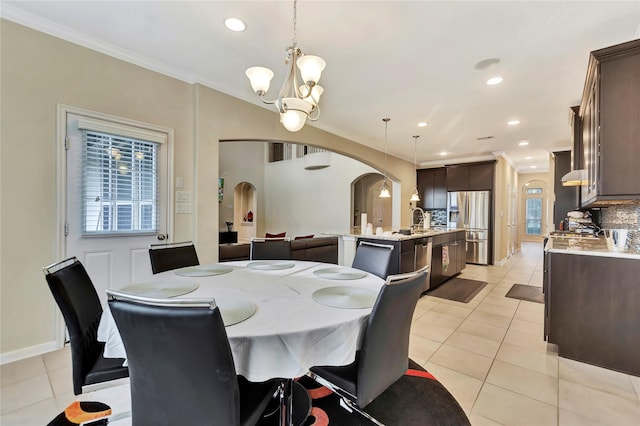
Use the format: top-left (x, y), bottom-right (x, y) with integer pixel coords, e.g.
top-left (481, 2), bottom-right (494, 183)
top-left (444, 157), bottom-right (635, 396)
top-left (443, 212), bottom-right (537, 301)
top-left (379, 118), bottom-right (391, 198)
top-left (410, 135), bottom-right (421, 202)
top-left (245, 0), bottom-right (326, 132)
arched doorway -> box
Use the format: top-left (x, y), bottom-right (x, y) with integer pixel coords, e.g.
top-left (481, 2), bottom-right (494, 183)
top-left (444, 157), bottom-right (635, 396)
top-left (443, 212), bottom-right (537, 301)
top-left (352, 173), bottom-right (392, 233)
top-left (520, 179), bottom-right (549, 242)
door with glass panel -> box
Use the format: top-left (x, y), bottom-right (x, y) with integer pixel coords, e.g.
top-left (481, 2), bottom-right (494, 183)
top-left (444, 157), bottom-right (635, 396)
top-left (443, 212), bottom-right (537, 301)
top-left (64, 109), bottom-right (172, 305)
top-left (524, 187), bottom-right (544, 240)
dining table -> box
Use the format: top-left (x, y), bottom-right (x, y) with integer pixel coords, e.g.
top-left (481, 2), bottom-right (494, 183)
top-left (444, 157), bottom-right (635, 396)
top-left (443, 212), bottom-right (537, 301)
top-left (97, 259), bottom-right (385, 425)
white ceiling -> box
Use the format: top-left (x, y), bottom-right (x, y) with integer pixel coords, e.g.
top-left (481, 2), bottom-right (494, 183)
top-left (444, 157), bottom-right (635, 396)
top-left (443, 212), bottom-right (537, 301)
top-left (3, 1), bottom-right (640, 172)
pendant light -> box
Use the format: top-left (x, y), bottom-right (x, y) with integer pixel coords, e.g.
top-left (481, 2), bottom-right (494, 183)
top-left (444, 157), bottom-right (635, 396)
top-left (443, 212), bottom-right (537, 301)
top-left (379, 118), bottom-right (391, 198)
top-left (410, 135), bottom-right (421, 202)
top-left (245, 0), bottom-right (326, 132)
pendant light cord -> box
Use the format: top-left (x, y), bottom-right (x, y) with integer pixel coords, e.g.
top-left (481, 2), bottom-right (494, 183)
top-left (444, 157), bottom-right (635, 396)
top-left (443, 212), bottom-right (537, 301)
top-left (383, 118), bottom-right (390, 181)
top-left (292, 0), bottom-right (297, 45)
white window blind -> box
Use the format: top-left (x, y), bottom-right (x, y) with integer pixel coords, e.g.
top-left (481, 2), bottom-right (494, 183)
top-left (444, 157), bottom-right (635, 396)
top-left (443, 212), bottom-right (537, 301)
top-left (82, 131), bottom-right (159, 235)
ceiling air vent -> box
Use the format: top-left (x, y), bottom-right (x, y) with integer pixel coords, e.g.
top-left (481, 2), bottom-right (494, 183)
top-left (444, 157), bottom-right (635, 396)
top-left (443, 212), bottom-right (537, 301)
top-left (476, 136), bottom-right (495, 141)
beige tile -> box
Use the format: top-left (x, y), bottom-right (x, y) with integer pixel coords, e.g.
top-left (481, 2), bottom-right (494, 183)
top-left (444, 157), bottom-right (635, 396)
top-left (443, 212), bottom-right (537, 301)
top-left (411, 322), bottom-right (456, 343)
top-left (445, 331), bottom-right (501, 358)
top-left (475, 301), bottom-right (517, 319)
top-left (486, 360), bottom-right (558, 406)
top-left (415, 297), bottom-right (440, 312)
top-left (424, 362), bottom-right (483, 414)
top-left (54, 390), bottom-right (78, 412)
top-left (513, 308), bottom-right (544, 324)
top-left (508, 318), bottom-right (544, 337)
top-left (502, 328), bottom-right (550, 354)
top-left (430, 344), bottom-right (494, 380)
top-left (631, 375), bottom-right (640, 402)
top-left (559, 379), bottom-right (640, 425)
top-left (559, 409), bottom-right (605, 426)
top-left (409, 334), bottom-right (442, 365)
top-left (495, 343), bottom-right (558, 378)
top-left (516, 300), bottom-right (544, 314)
top-left (0, 396), bottom-right (61, 426)
top-left (468, 412), bottom-right (504, 426)
top-left (559, 357), bottom-right (638, 402)
top-left (467, 310), bottom-right (513, 329)
top-left (0, 356), bottom-right (46, 387)
top-left (479, 295), bottom-right (520, 308)
top-left (472, 383), bottom-right (557, 426)
top-left (47, 365), bottom-right (73, 396)
top-left (431, 302), bottom-right (473, 319)
top-left (416, 311), bottom-right (465, 329)
top-left (42, 346), bottom-right (71, 372)
top-left (458, 319), bottom-right (508, 342)
top-left (412, 305), bottom-right (429, 320)
top-left (0, 374), bottom-right (53, 415)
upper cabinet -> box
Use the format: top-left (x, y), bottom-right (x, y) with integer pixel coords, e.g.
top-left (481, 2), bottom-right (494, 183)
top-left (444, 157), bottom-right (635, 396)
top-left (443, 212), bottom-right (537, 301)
top-left (579, 39), bottom-right (640, 206)
top-left (446, 162), bottom-right (495, 192)
top-left (417, 167), bottom-right (447, 209)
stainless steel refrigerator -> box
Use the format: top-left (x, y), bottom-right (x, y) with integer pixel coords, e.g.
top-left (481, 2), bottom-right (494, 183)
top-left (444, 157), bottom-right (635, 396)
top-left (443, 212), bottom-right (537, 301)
top-left (447, 191), bottom-right (490, 265)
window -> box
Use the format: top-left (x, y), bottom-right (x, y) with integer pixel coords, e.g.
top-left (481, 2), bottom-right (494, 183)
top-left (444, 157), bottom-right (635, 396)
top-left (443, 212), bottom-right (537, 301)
top-left (83, 131), bottom-right (159, 235)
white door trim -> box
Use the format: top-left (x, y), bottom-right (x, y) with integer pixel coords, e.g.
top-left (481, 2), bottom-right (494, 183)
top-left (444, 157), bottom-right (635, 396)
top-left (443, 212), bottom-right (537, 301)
top-left (55, 103), bottom-right (175, 346)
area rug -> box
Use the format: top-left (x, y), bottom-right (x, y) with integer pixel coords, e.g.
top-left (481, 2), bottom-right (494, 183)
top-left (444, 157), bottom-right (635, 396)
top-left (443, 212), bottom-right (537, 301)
top-left (260, 359), bottom-right (470, 426)
top-left (505, 284), bottom-right (544, 304)
top-left (426, 277), bottom-right (487, 303)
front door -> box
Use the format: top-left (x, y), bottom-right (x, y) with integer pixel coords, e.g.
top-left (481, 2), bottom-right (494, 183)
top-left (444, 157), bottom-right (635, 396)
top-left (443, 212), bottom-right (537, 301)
top-left (63, 106), bottom-right (173, 305)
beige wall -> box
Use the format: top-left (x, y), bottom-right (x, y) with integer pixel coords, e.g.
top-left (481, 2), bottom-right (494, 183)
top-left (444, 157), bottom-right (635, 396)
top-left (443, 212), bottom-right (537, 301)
top-left (493, 156), bottom-right (519, 264)
top-left (0, 20), bottom-right (415, 359)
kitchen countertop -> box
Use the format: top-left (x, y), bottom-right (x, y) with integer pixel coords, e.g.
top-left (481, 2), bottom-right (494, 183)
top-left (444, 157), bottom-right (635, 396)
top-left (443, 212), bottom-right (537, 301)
top-left (545, 235), bottom-right (640, 260)
top-left (347, 228), bottom-right (463, 242)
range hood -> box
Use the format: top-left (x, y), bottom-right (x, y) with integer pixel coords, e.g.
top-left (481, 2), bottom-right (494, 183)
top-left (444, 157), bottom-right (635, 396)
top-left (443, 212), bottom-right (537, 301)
top-left (561, 169), bottom-right (587, 186)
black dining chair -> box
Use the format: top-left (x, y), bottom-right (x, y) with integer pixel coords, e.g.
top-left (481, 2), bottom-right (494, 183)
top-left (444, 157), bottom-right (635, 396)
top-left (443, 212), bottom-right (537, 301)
top-left (148, 240), bottom-right (199, 274)
top-left (351, 241), bottom-right (395, 279)
top-left (307, 267), bottom-right (428, 424)
top-left (43, 257), bottom-right (129, 395)
top-left (250, 237), bottom-right (292, 260)
top-left (107, 289), bottom-right (280, 426)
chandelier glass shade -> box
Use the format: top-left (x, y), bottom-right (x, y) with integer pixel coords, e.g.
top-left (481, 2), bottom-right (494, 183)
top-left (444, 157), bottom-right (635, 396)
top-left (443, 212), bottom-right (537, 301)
top-left (410, 135), bottom-right (421, 202)
top-left (245, 0), bottom-right (326, 132)
top-left (379, 118), bottom-right (391, 198)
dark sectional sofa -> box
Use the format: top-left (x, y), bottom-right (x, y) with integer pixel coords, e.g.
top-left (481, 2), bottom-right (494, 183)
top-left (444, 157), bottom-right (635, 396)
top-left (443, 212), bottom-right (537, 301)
top-left (219, 236), bottom-right (338, 264)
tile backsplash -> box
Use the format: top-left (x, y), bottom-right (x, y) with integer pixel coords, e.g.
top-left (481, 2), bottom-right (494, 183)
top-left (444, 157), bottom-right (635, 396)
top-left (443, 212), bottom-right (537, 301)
top-left (426, 209), bottom-right (447, 226)
top-left (600, 201), bottom-right (640, 252)
top-left (600, 201), bottom-right (640, 229)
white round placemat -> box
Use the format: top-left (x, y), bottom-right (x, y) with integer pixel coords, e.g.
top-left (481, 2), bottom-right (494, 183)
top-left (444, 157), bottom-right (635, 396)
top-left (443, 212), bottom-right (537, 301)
top-left (120, 280), bottom-right (199, 298)
top-left (313, 267), bottom-right (367, 280)
top-left (247, 261), bottom-right (295, 270)
top-left (216, 298), bottom-right (257, 326)
top-left (312, 286), bottom-right (378, 309)
top-left (174, 264), bottom-right (233, 277)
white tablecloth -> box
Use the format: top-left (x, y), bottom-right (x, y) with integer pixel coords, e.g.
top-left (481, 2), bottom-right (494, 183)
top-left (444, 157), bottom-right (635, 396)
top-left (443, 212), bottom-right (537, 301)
top-left (97, 261), bottom-right (384, 382)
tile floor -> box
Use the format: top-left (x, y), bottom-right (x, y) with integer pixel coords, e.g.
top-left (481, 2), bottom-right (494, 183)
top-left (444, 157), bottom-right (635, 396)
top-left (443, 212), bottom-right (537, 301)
top-left (2, 242), bottom-right (639, 425)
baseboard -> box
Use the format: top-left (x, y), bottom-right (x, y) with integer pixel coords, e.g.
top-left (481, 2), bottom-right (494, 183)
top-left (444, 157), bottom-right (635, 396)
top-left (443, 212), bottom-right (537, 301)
top-left (0, 340), bottom-right (62, 365)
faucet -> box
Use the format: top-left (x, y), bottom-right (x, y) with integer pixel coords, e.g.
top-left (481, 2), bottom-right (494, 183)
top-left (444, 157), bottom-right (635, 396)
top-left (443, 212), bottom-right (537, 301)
top-left (411, 207), bottom-right (425, 233)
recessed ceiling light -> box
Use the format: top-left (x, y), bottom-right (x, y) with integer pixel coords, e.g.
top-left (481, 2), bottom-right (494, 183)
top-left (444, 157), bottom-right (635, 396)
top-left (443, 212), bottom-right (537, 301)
top-left (225, 18), bottom-right (246, 32)
top-left (508, 120), bottom-right (520, 126)
top-left (530, 165), bottom-right (537, 169)
top-left (525, 156), bottom-right (533, 160)
top-left (518, 140), bottom-right (529, 146)
top-left (417, 122), bottom-right (428, 127)
top-left (439, 152), bottom-right (447, 156)
top-left (474, 58), bottom-right (501, 70)
top-left (486, 77), bottom-right (503, 86)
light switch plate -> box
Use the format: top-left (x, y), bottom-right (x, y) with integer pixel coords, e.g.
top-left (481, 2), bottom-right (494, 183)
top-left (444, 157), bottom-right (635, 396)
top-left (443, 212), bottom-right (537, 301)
top-left (176, 203), bottom-right (192, 214)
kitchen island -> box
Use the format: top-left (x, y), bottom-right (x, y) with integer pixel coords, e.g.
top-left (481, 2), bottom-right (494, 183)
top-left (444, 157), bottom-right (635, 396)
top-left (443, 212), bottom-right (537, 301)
top-left (544, 236), bottom-right (640, 377)
top-left (354, 228), bottom-right (466, 291)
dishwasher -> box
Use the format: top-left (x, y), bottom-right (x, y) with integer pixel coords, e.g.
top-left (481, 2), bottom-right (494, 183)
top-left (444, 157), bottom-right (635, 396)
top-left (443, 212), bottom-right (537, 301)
top-left (414, 237), bottom-right (433, 292)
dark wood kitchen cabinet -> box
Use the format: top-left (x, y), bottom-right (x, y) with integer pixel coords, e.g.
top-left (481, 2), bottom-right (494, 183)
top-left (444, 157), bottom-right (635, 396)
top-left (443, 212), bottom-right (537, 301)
top-left (579, 39), bottom-right (640, 206)
top-left (553, 150), bottom-right (578, 228)
top-left (416, 167), bottom-right (447, 209)
top-left (446, 161), bottom-right (495, 192)
top-left (430, 231), bottom-right (466, 288)
top-left (546, 251), bottom-right (640, 376)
